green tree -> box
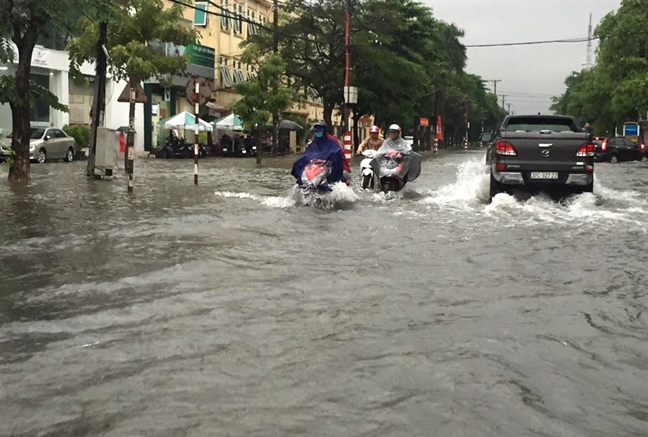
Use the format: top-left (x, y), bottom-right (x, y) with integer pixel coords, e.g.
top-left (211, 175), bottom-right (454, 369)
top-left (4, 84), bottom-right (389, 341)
top-left (0, 0), bottom-right (87, 182)
top-left (230, 47), bottom-right (294, 165)
top-left (68, 0), bottom-right (197, 83)
top-left (552, 0), bottom-right (648, 135)
top-left (68, 0), bottom-right (198, 172)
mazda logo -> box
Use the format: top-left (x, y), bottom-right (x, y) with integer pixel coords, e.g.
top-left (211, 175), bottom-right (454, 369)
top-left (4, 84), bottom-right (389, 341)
top-left (542, 150), bottom-right (550, 158)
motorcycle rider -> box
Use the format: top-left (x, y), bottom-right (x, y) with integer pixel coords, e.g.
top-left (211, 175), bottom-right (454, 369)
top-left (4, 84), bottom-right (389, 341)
top-left (377, 124), bottom-right (412, 154)
top-left (291, 121), bottom-right (345, 186)
top-left (371, 123), bottom-right (421, 185)
top-left (356, 125), bottom-right (383, 154)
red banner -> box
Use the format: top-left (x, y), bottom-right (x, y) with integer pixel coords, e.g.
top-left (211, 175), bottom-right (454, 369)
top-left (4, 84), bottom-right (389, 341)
top-left (436, 115), bottom-right (443, 140)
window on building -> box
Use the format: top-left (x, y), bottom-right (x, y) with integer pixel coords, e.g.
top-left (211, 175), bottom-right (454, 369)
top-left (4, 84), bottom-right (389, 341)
top-left (247, 10), bottom-right (257, 36)
top-left (219, 56), bottom-right (228, 66)
top-left (30, 74), bottom-right (50, 123)
top-left (233, 4), bottom-right (243, 34)
top-left (194, 2), bottom-right (208, 26)
top-left (221, 0), bottom-right (230, 29)
top-left (220, 66), bottom-right (234, 88)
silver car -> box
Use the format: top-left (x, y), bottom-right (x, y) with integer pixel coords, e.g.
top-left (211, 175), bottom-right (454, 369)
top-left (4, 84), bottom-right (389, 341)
top-left (0, 127), bottom-right (76, 163)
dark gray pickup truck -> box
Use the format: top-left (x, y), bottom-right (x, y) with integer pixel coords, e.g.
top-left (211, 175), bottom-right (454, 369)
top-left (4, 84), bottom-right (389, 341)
top-left (486, 115), bottom-right (594, 201)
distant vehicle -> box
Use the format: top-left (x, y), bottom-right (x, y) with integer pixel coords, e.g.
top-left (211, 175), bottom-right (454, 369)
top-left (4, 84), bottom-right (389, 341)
top-left (0, 127), bottom-right (76, 163)
top-left (594, 136), bottom-right (647, 163)
top-left (486, 115), bottom-right (593, 201)
top-left (478, 132), bottom-right (493, 148)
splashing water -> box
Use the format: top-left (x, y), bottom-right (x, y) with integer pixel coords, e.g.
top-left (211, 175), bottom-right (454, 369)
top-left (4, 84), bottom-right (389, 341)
top-left (214, 191), bottom-right (296, 209)
top-left (421, 160), bottom-right (490, 207)
top-left (292, 182), bottom-right (358, 209)
top-left (214, 182), bottom-right (359, 210)
top-left (420, 159), bottom-right (647, 231)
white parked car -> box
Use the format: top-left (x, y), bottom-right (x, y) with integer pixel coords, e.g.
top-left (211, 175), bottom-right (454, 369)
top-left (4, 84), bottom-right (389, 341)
top-left (0, 127), bottom-right (76, 163)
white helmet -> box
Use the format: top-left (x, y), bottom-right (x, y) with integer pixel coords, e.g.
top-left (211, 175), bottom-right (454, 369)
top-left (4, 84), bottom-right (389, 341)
top-left (388, 124), bottom-right (401, 132)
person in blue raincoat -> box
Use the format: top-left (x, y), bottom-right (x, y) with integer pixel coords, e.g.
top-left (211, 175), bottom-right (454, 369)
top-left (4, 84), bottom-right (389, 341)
top-left (291, 121), bottom-right (345, 186)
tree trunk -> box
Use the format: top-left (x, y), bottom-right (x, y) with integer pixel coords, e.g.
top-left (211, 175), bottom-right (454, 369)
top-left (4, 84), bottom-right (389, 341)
top-left (8, 102), bottom-right (31, 183)
top-left (125, 77), bottom-right (136, 173)
top-left (323, 101), bottom-right (333, 128)
top-left (8, 31), bottom-right (39, 183)
top-left (352, 110), bottom-right (360, 152)
top-left (412, 117), bottom-right (419, 151)
top-left (255, 127), bottom-right (262, 166)
top-left (87, 21), bottom-right (108, 177)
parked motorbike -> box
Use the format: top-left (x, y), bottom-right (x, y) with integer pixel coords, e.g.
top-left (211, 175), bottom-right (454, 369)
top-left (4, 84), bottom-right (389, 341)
top-left (158, 139), bottom-right (208, 159)
top-left (221, 143), bottom-right (235, 157)
top-left (156, 138), bottom-right (192, 159)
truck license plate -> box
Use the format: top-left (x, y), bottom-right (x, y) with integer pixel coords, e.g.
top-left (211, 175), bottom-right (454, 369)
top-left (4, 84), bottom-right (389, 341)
top-left (530, 172), bottom-right (559, 180)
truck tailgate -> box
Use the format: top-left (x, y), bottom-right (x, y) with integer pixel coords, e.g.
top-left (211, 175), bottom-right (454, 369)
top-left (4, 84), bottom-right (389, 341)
top-left (500, 131), bottom-right (590, 170)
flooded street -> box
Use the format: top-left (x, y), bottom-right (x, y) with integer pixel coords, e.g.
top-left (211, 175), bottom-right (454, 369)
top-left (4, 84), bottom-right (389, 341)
top-left (1, 151), bottom-right (647, 437)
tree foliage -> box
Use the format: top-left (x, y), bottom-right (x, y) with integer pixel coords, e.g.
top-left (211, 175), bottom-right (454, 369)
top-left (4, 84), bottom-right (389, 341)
top-left (551, 0), bottom-right (648, 135)
top-left (67, 0), bottom-right (198, 83)
top-left (231, 47), bottom-right (294, 131)
top-left (248, 0), bottom-right (502, 143)
top-left (231, 46), bottom-right (294, 163)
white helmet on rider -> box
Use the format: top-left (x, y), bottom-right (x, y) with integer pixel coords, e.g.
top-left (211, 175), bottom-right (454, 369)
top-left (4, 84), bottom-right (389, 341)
top-left (388, 124), bottom-right (401, 140)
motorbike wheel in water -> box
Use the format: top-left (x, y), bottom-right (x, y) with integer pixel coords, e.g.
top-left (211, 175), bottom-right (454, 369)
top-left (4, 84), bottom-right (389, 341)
top-left (382, 179), bottom-right (397, 193)
top-left (362, 174), bottom-right (374, 190)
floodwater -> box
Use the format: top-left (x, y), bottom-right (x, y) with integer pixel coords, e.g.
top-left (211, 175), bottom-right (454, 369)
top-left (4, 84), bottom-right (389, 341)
top-left (1, 152), bottom-right (647, 437)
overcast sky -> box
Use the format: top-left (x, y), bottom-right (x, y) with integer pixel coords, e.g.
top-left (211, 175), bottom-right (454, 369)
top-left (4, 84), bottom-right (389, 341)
top-left (424, 0), bottom-right (621, 115)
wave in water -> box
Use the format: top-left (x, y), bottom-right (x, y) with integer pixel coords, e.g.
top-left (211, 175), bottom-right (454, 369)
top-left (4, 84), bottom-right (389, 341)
top-left (420, 160), bottom-right (647, 229)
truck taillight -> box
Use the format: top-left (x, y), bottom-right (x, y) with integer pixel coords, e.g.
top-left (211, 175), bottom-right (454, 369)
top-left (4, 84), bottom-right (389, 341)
top-left (495, 140), bottom-right (516, 156)
top-left (601, 139), bottom-right (608, 151)
top-left (576, 143), bottom-right (595, 157)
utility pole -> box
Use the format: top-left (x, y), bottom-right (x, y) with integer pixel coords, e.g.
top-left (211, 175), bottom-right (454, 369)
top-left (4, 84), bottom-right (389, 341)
top-left (583, 13), bottom-right (593, 70)
top-left (483, 79), bottom-right (501, 98)
top-left (126, 76), bottom-right (136, 192)
top-left (343, 0), bottom-right (351, 133)
top-left (86, 21), bottom-right (108, 178)
top-left (491, 79), bottom-right (501, 97)
top-left (507, 103), bottom-right (511, 114)
top-left (501, 94), bottom-right (507, 110)
top-left (271, 0), bottom-right (279, 158)
top-left (464, 95), bottom-right (469, 150)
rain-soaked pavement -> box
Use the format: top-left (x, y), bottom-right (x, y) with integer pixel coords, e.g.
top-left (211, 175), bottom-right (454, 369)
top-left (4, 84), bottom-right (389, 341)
top-left (0, 151), bottom-right (647, 437)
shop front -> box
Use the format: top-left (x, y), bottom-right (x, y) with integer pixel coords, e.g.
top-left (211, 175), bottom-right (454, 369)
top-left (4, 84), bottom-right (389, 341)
top-left (143, 43), bottom-right (216, 151)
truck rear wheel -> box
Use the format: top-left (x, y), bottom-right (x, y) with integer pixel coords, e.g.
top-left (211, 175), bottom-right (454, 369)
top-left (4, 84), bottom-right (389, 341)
top-left (489, 174), bottom-right (505, 203)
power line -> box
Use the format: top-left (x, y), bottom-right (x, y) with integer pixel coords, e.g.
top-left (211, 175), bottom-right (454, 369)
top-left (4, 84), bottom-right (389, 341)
top-left (168, 0), bottom-right (311, 43)
top-left (466, 36), bottom-right (598, 48)
top-left (171, 0), bottom-right (598, 53)
top-left (498, 91), bottom-right (556, 97)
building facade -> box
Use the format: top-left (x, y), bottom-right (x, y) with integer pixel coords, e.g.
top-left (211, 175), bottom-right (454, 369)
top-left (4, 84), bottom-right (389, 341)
top-left (0, 27), bottom-right (146, 152)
